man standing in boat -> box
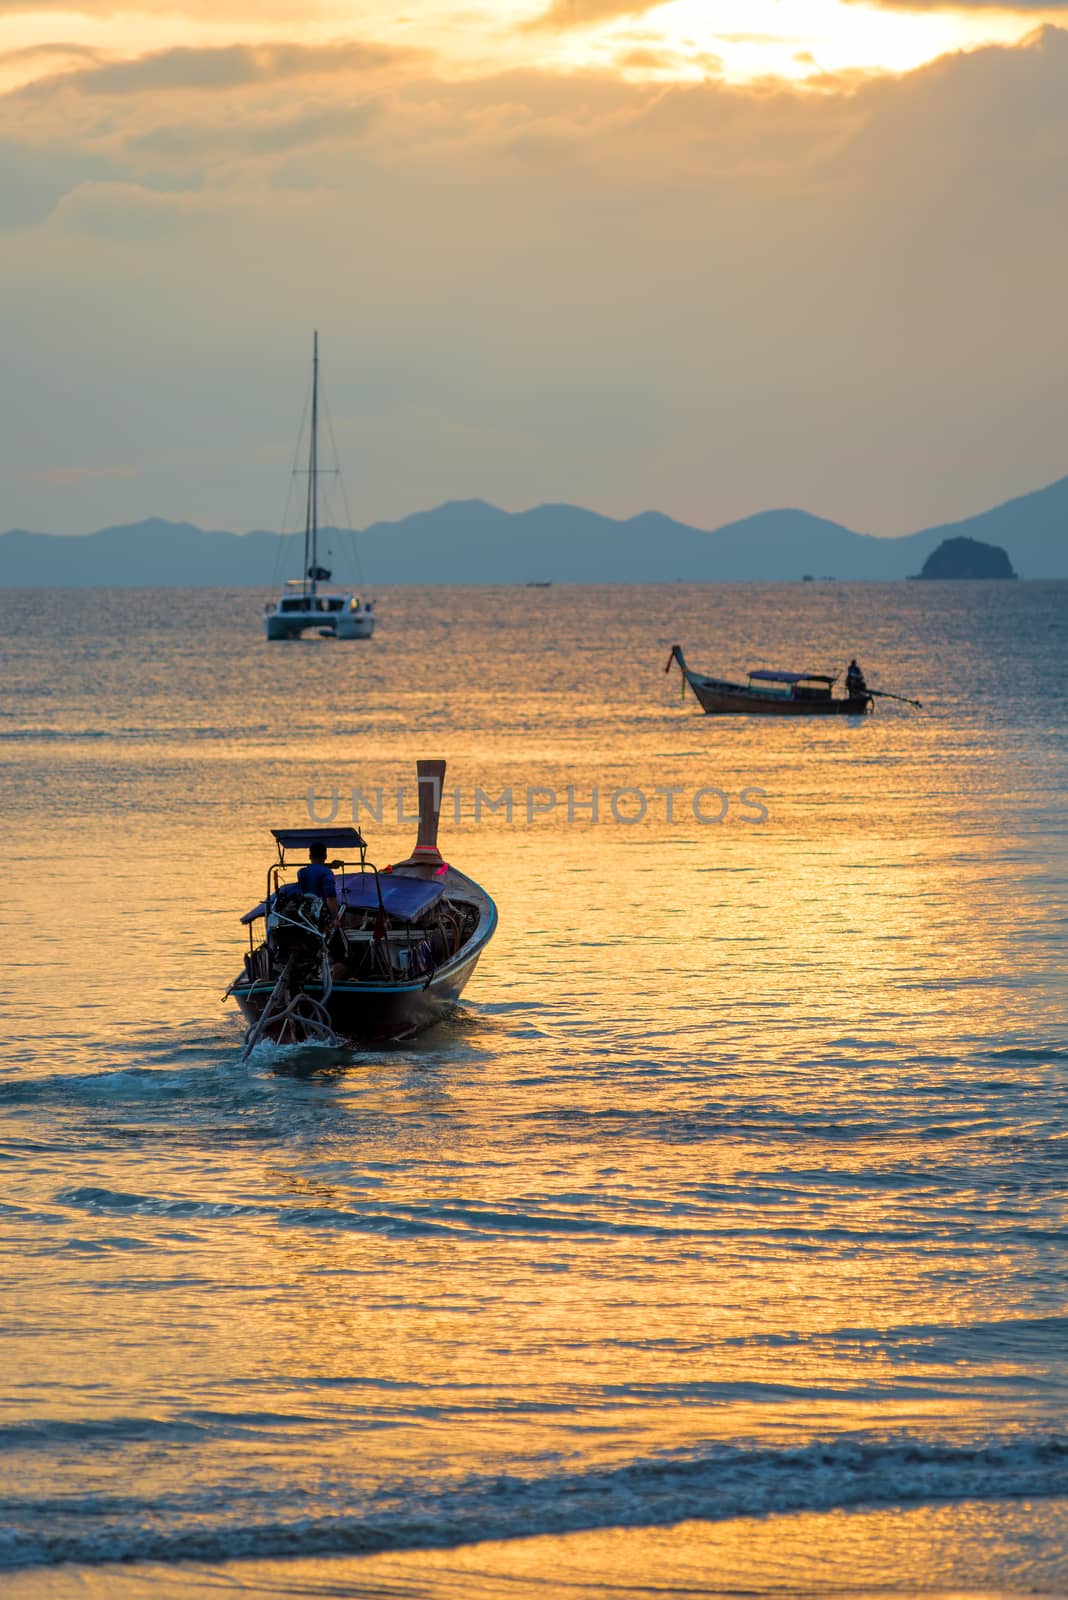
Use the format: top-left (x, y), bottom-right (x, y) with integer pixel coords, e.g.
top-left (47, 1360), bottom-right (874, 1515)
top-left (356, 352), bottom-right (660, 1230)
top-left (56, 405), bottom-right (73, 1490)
top-left (846, 659), bottom-right (867, 699)
top-left (298, 840), bottom-right (340, 928)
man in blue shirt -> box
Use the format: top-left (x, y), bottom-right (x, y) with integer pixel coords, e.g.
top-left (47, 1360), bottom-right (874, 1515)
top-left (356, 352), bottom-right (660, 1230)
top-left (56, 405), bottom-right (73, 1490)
top-left (297, 840), bottom-right (340, 926)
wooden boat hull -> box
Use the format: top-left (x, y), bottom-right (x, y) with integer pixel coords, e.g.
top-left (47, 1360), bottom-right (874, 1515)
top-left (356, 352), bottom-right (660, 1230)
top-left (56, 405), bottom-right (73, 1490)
top-left (232, 943), bottom-right (487, 1043)
top-left (686, 674), bottom-right (871, 715)
top-left (231, 864), bottom-right (496, 1045)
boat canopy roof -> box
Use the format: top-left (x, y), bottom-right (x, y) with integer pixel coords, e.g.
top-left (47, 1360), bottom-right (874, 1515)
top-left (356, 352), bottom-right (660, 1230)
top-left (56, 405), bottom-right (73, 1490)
top-left (242, 873), bottom-right (445, 926)
top-left (271, 827), bottom-right (366, 851)
top-left (748, 669), bottom-right (836, 685)
top-left (339, 873), bottom-right (445, 920)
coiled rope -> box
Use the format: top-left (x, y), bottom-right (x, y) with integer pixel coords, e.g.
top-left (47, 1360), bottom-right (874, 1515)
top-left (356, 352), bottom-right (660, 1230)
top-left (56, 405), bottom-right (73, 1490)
top-left (239, 947), bottom-right (341, 1060)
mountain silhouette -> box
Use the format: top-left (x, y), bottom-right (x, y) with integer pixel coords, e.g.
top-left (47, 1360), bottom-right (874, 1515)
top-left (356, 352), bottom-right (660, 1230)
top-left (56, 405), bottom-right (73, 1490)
top-left (2, 476), bottom-right (1066, 586)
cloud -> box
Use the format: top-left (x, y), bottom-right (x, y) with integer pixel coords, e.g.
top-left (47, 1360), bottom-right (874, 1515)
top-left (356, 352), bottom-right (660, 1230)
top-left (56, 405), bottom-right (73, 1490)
top-left (126, 98), bottom-right (381, 165)
top-left (0, 37), bottom-right (419, 203)
top-left (525, 0), bottom-right (660, 26)
top-left (0, 41), bottom-right (100, 66)
top-left (0, 134), bottom-right (119, 228)
top-left (615, 44), bottom-right (725, 74)
top-left (2, 29), bottom-right (1068, 538)
top-left (0, 0), bottom-right (328, 14)
top-left (848, 0), bottom-right (1067, 8)
top-left (48, 179), bottom-right (217, 236)
top-left (19, 38), bottom-right (415, 97)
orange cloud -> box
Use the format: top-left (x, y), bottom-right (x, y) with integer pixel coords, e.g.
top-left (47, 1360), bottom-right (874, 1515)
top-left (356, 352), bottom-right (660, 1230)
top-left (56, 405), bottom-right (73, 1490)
top-left (2, 27), bottom-right (1068, 537)
top-left (526, 0), bottom-right (660, 26)
top-left (848, 0), bottom-right (1066, 7)
top-left (0, 0), bottom-right (329, 12)
top-left (22, 39), bottom-right (416, 96)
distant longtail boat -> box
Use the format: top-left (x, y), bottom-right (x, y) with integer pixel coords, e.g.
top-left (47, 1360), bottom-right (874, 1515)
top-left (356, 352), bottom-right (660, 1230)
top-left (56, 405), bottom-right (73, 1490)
top-left (666, 646), bottom-right (920, 715)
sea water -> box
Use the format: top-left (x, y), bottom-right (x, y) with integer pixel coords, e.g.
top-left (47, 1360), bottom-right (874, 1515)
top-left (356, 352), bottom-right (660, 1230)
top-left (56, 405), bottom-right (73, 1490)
top-left (0, 581), bottom-right (1066, 1597)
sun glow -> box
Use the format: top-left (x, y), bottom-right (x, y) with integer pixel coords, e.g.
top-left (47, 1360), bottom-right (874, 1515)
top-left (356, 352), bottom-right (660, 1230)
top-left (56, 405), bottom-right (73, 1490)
top-left (545, 0), bottom-right (1054, 84)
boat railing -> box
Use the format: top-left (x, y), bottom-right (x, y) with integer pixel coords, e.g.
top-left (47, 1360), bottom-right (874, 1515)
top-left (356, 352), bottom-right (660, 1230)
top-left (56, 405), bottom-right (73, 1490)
top-left (264, 855), bottom-right (381, 916)
top-left (260, 855), bottom-right (416, 982)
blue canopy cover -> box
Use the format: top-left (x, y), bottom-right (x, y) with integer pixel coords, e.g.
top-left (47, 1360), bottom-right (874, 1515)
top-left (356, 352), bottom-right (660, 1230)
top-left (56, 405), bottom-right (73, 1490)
top-left (242, 872), bottom-right (444, 926)
top-left (338, 874), bottom-right (445, 920)
top-left (748, 669), bottom-right (835, 685)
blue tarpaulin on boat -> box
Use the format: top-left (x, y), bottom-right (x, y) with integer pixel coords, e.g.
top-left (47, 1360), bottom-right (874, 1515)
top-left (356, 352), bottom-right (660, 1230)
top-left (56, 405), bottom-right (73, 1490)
top-left (241, 873), bottom-right (444, 925)
top-left (748, 669), bottom-right (835, 685)
top-left (338, 874), bottom-right (445, 920)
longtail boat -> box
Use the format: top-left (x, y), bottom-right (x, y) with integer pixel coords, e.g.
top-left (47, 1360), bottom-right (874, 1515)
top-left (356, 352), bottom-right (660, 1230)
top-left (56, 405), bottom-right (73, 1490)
top-left (666, 645), bottom-right (875, 716)
top-left (229, 760), bottom-right (496, 1052)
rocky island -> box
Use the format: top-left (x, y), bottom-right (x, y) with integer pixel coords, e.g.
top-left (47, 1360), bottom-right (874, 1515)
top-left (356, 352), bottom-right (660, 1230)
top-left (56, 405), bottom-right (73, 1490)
top-left (913, 535), bottom-right (1018, 579)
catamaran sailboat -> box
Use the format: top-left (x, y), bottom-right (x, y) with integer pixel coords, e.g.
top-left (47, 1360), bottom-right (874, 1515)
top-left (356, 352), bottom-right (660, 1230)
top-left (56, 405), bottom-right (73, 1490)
top-left (263, 332), bottom-right (375, 642)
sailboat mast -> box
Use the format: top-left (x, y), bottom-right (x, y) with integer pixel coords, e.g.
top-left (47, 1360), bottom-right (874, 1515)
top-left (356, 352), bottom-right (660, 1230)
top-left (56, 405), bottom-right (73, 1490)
top-left (303, 330), bottom-right (319, 598)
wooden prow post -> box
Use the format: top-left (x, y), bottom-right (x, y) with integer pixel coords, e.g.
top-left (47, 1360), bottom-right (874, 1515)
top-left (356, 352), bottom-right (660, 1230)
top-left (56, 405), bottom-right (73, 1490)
top-left (666, 645), bottom-right (688, 699)
top-left (411, 759), bottom-right (446, 867)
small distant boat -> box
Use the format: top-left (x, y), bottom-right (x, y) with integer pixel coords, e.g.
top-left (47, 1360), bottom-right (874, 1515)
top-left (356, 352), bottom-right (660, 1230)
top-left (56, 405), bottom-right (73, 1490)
top-left (525, 580), bottom-right (553, 588)
top-left (263, 332), bottom-right (375, 642)
top-left (229, 760), bottom-right (497, 1050)
top-left (667, 645), bottom-right (873, 715)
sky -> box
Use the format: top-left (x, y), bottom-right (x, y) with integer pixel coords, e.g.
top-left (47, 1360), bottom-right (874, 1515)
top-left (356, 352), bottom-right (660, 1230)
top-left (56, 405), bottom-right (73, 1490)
top-left (2, 1), bottom-right (1068, 537)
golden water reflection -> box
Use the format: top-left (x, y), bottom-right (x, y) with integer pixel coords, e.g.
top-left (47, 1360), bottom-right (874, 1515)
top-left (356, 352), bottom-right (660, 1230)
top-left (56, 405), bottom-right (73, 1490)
top-left (7, 1499), bottom-right (1068, 1598)
top-left (1, 584), bottom-right (1065, 1585)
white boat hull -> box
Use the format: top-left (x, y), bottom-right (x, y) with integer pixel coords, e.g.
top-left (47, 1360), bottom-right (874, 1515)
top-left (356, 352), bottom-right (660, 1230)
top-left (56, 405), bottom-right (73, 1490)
top-left (264, 597), bottom-right (375, 641)
top-left (336, 610), bottom-right (375, 640)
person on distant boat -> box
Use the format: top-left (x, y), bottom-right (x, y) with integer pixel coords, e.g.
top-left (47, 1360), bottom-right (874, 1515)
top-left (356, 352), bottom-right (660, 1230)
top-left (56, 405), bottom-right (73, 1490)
top-left (298, 840), bottom-right (340, 927)
top-left (846, 659), bottom-right (867, 698)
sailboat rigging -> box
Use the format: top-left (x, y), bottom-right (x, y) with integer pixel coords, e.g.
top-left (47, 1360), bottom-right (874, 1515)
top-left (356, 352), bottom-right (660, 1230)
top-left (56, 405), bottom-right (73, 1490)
top-left (263, 332), bottom-right (375, 641)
